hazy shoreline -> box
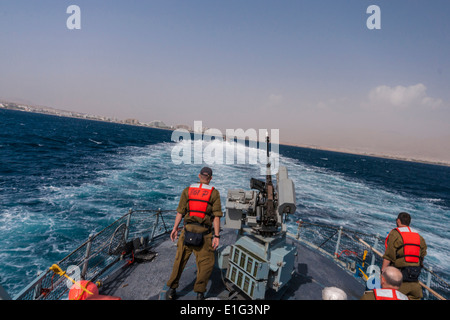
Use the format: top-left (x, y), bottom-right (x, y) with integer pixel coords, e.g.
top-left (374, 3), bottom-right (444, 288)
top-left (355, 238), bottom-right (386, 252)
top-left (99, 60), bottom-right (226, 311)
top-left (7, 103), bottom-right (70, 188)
top-left (281, 142), bottom-right (450, 168)
top-left (2, 103), bottom-right (449, 168)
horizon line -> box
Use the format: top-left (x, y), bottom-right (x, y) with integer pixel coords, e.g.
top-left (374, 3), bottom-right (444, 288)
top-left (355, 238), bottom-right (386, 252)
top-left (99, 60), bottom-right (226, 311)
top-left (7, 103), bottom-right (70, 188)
top-left (1, 100), bottom-right (450, 168)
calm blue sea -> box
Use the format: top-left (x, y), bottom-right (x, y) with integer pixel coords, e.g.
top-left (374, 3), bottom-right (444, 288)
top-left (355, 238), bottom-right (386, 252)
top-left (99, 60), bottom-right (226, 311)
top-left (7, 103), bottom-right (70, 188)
top-left (1, 109), bottom-right (449, 297)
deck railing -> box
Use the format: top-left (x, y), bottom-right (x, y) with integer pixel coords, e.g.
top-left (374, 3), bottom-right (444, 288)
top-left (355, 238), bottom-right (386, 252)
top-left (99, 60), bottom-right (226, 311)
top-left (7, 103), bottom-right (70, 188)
top-left (13, 209), bottom-right (172, 300)
top-left (289, 220), bottom-right (448, 300)
top-left (9, 211), bottom-right (448, 300)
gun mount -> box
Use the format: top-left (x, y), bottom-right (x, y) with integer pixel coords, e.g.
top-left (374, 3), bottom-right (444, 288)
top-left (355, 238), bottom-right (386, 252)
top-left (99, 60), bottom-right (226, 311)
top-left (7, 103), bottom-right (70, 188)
top-left (218, 135), bottom-right (297, 299)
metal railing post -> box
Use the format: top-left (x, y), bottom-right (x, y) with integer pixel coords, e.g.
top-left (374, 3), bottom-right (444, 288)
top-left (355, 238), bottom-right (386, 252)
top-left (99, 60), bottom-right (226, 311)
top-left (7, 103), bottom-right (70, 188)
top-left (81, 234), bottom-right (94, 280)
top-left (296, 220), bottom-right (302, 240)
top-left (334, 226), bottom-right (343, 259)
top-left (33, 271), bottom-right (42, 300)
top-left (426, 267), bottom-right (433, 299)
top-left (124, 209), bottom-right (132, 241)
top-left (150, 208), bottom-right (161, 241)
top-left (371, 234), bottom-right (379, 266)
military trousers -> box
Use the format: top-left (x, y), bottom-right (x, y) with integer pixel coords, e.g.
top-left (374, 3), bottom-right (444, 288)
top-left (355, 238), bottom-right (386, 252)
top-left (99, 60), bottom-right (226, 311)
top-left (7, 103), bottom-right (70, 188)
top-left (166, 229), bottom-right (215, 293)
top-left (399, 281), bottom-right (423, 300)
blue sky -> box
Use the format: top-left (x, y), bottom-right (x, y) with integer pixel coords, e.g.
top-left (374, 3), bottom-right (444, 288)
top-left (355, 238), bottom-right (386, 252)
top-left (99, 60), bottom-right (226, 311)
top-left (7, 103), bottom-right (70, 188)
top-left (1, 1), bottom-right (449, 161)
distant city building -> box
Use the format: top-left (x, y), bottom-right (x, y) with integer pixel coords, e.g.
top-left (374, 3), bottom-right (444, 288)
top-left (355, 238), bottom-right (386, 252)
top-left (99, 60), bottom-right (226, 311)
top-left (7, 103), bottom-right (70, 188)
top-left (175, 124), bottom-right (191, 131)
top-left (0, 100), bottom-right (177, 131)
top-left (124, 118), bottom-right (140, 125)
top-left (149, 120), bottom-right (169, 128)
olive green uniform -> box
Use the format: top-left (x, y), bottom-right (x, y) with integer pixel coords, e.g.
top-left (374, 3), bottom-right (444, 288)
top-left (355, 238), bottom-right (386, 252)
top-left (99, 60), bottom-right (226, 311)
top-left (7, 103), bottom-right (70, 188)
top-left (383, 229), bottom-right (427, 300)
top-left (360, 291), bottom-right (376, 300)
top-left (166, 186), bottom-right (222, 293)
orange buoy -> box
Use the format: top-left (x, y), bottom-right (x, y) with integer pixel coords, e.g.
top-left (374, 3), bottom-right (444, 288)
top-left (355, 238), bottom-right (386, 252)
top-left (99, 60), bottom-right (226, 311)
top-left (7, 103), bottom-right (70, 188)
top-left (69, 280), bottom-right (98, 300)
top-left (68, 280), bottom-right (121, 300)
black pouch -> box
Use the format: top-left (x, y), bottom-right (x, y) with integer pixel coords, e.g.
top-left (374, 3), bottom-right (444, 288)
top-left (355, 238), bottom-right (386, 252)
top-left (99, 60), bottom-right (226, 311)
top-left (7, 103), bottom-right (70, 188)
top-left (401, 266), bottom-right (422, 282)
top-left (184, 230), bottom-right (204, 246)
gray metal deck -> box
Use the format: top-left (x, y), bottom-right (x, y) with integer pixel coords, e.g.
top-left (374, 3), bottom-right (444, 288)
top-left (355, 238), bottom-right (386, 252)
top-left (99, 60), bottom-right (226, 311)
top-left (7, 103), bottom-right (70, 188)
top-left (100, 229), bottom-right (365, 300)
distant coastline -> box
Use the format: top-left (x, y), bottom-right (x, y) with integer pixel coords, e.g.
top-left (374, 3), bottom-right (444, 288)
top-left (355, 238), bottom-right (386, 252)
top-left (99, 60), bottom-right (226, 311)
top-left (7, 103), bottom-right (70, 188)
top-left (0, 100), bottom-right (174, 130)
top-left (1, 100), bottom-right (449, 168)
top-left (281, 141), bottom-right (450, 168)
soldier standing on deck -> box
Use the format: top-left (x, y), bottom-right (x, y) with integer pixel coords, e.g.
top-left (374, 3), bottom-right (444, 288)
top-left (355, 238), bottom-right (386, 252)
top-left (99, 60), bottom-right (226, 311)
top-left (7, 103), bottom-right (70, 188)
top-left (382, 212), bottom-right (427, 300)
top-left (165, 167), bottom-right (222, 300)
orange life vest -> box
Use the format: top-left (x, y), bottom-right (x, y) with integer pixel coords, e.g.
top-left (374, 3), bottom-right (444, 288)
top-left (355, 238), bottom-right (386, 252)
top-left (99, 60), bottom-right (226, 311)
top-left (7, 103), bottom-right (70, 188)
top-left (373, 288), bottom-right (409, 300)
top-left (68, 280), bottom-right (121, 300)
top-left (187, 183), bottom-right (214, 219)
top-left (385, 227), bottom-right (421, 263)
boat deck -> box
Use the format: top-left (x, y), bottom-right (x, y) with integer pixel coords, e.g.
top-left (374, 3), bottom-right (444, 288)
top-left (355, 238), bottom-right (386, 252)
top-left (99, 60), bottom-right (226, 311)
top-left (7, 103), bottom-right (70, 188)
top-left (100, 229), bottom-right (366, 300)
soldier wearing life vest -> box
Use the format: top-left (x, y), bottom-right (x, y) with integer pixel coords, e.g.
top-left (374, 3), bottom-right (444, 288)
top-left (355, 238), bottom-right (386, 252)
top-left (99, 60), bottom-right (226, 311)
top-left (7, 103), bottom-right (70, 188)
top-left (166, 167), bottom-right (222, 300)
top-left (382, 212), bottom-right (427, 300)
top-left (360, 266), bottom-right (409, 300)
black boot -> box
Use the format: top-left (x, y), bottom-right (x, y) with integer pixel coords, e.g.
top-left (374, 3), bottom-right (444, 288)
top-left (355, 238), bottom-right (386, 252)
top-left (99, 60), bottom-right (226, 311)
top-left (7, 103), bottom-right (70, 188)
top-left (166, 288), bottom-right (176, 300)
top-left (196, 292), bottom-right (205, 300)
